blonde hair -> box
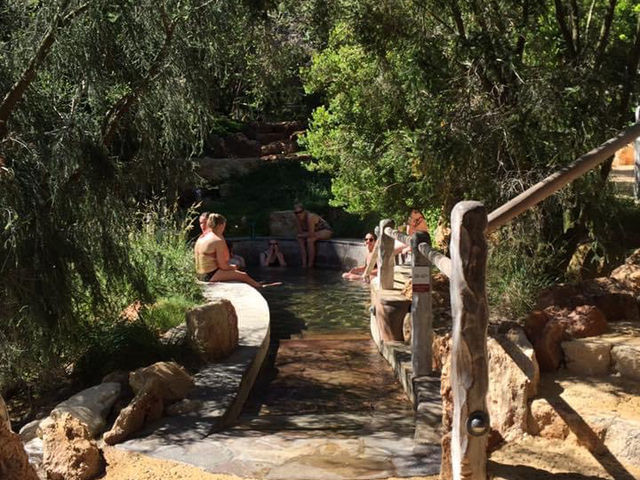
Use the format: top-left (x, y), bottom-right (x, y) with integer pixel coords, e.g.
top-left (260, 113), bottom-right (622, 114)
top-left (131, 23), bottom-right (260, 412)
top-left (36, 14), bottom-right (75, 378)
top-left (207, 213), bottom-right (227, 229)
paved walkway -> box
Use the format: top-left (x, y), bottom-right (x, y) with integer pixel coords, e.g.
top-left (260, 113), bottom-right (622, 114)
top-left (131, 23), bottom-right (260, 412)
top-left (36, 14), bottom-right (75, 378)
top-left (119, 282), bottom-right (440, 479)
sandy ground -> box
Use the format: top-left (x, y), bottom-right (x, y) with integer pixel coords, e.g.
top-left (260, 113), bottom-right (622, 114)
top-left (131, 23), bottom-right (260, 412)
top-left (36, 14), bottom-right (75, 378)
top-left (101, 440), bottom-right (640, 480)
top-left (101, 446), bottom-right (439, 480)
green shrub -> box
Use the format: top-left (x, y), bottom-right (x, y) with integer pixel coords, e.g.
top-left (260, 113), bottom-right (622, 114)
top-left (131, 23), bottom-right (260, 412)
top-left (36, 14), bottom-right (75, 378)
top-left (142, 295), bottom-right (195, 332)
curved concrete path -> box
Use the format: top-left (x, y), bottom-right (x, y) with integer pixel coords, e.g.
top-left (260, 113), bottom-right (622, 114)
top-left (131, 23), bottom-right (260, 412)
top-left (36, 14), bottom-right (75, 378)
top-left (119, 282), bottom-right (270, 451)
top-left (119, 281), bottom-right (440, 479)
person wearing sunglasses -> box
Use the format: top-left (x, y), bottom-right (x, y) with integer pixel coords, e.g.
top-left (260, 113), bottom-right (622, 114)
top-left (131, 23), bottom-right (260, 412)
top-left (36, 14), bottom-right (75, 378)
top-left (342, 233), bottom-right (378, 281)
top-left (260, 239), bottom-right (287, 267)
top-left (292, 203), bottom-right (332, 268)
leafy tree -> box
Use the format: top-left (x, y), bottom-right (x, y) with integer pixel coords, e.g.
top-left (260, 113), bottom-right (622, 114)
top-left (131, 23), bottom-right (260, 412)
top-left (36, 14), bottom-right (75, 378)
top-left (302, 0), bottom-right (640, 220)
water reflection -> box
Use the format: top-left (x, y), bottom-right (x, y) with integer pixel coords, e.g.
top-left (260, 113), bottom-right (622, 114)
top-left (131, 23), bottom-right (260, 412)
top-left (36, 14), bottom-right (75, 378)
top-left (250, 267), bottom-right (371, 339)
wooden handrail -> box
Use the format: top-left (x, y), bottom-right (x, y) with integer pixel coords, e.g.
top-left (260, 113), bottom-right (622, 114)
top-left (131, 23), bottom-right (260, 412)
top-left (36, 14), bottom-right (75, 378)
top-left (383, 226), bottom-right (411, 246)
top-left (417, 243), bottom-right (452, 278)
top-left (487, 121), bottom-right (640, 233)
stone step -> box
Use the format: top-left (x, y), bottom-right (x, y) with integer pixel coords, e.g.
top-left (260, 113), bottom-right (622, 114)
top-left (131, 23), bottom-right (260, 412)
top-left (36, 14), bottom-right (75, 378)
top-left (560, 321), bottom-right (640, 380)
top-left (233, 412), bottom-right (414, 434)
top-left (529, 371), bottom-right (640, 471)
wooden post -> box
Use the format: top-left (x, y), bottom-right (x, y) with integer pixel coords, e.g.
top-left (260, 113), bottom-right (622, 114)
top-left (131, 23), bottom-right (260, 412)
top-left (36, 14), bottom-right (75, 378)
top-left (411, 231), bottom-right (433, 376)
top-left (378, 219), bottom-right (395, 290)
top-left (449, 201), bottom-right (490, 480)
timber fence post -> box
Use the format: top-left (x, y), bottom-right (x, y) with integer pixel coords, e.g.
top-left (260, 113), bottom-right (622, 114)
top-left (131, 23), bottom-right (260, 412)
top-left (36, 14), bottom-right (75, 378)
top-left (379, 219), bottom-right (395, 290)
top-left (411, 231), bottom-right (433, 376)
top-left (449, 201), bottom-right (490, 480)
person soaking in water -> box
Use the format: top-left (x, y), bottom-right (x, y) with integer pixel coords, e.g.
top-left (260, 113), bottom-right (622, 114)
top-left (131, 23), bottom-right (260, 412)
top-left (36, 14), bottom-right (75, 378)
top-left (293, 203), bottom-right (332, 268)
top-left (342, 232), bottom-right (377, 281)
top-left (194, 213), bottom-right (280, 288)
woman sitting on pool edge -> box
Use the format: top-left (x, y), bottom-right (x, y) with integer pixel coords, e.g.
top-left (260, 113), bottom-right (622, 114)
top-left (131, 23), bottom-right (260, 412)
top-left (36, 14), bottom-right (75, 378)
top-left (342, 233), bottom-right (378, 281)
top-left (293, 203), bottom-right (332, 268)
top-left (194, 213), bottom-right (280, 288)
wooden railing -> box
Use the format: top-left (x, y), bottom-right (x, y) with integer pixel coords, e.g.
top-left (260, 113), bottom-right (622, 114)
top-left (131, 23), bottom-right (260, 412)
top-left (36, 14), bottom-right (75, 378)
top-left (373, 121), bottom-right (640, 480)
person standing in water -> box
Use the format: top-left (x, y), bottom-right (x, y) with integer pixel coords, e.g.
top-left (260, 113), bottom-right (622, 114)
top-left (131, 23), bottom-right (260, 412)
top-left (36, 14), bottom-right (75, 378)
top-left (194, 213), bottom-right (279, 288)
top-left (293, 203), bottom-right (332, 268)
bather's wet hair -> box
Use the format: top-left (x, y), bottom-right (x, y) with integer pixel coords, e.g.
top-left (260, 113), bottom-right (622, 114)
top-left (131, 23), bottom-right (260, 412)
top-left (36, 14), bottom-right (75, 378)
top-left (207, 213), bottom-right (227, 229)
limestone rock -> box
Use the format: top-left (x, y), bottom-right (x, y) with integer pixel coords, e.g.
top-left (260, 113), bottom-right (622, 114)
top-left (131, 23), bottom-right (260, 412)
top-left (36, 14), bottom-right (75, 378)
top-left (603, 417), bottom-right (640, 467)
top-left (0, 394), bottom-right (10, 431)
top-left (186, 300), bottom-right (239, 362)
top-left (0, 419), bottom-right (39, 480)
top-left (101, 370), bottom-right (130, 389)
top-left (129, 361), bottom-right (194, 402)
top-left (610, 249), bottom-right (640, 293)
top-left (41, 412), bottom-right (103, 480)
top-left (102, 388), bottom-right (163, 445)
top-left (487, 330), bottom-right (539, 441)
top-left (611, 345), bottom-right (640, 381)
top-left (525, 311), bottom-right (565, 371)
top-left (504, 327), bottom-right (540, 397)
top-left (527, 398), bottom-right (569, 439)
top-left (49, 382), bottom-right (121, 438)
top-left (269, 210), bottom-right (298, 237)
top-left (160, 323), bottom-right (188, 347)
top-left (563, 305), bottom-right (608, 338)
top-left (561, 340), bottom-right (612, 376)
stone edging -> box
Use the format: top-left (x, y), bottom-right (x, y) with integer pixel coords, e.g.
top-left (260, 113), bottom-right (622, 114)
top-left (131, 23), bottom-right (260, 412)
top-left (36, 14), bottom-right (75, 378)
top-left (117, 282), bottom-right (270, 454)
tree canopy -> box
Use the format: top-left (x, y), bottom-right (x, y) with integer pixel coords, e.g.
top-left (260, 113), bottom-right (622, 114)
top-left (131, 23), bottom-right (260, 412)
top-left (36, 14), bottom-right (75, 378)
top-left (302, 0), bottom-right (640, 218)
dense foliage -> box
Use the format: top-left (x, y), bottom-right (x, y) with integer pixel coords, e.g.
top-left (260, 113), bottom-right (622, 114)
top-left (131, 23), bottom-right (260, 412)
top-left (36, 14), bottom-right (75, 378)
top-left (0, 0), bottom-right (313, 394)
top-left (300, 0), bottom-right (640, 316)
top-left (1, 0), bottom-right (640, 395)
top-left (303, 0), bottom-right (640, 218)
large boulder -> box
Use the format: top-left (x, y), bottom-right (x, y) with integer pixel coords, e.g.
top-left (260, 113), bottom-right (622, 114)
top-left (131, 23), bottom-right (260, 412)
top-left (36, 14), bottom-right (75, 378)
top-left (610, 248), bottom-right (640, 292)
top-left (524, 305), bottom-right (608, 371)
top-left (537, 275), bottom-right (639, 323)
top-left (0, 418), bottom-right (39, 480)
top-left (527, 398), bottom-right (570, 439)
top-left (269, 210), bottom-right (298, 237)
top-left (611, 345), bottom-right (640, 381)
top-left (186, 300), bottom-right (238, 362)
top-left (129, 361), bottom-right (194, 402)
top-left (102, 387), bottom-right (164, 445)
top-left (486, 328), bottom-right (540, 442)
top-left (561, 339), bottom-right (612, 376)
top-left (41, 412), bottom-right (103, 480)
top-left (48, 382), bottom-right (121, 438)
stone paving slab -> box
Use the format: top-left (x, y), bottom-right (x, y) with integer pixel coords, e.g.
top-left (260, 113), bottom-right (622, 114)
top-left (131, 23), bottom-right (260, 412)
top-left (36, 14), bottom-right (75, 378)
top-left (119, 282), bottom-right (270, 452)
